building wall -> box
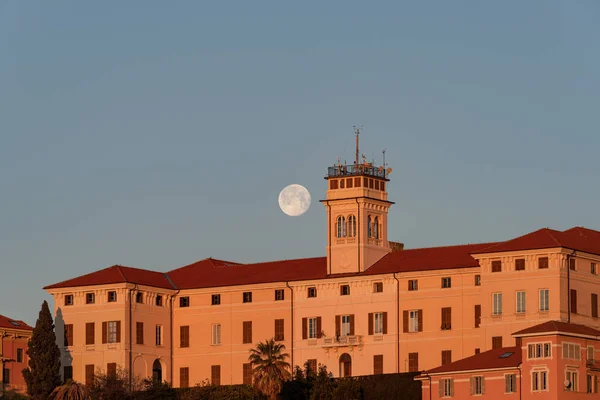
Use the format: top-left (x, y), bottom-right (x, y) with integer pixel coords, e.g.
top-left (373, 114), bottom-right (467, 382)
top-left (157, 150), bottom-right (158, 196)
top-left (0, 330), bottom-right (31, 394)
top-left (421, 368), bottom-right (521, 400)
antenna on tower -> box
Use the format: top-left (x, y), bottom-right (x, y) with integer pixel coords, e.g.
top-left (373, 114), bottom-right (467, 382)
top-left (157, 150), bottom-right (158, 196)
top-left (382, 149), bottom-right (386, 169)
top-left (353, 125), bottom-right (363, 165)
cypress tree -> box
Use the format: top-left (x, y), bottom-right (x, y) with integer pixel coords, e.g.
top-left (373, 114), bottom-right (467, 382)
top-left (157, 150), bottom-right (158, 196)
top-left (22, 300), bottom-right (61, 399)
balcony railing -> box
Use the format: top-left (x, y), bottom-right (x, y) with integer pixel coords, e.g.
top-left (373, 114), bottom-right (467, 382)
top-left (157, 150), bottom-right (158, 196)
top-left (322, 335), bottom-right (362, 347)
top-left (327, 164), bottom-right (387, 179)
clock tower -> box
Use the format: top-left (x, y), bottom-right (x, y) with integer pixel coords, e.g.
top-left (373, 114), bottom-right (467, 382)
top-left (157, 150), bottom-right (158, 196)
top-left (321, 128), bottom-right (394, 275)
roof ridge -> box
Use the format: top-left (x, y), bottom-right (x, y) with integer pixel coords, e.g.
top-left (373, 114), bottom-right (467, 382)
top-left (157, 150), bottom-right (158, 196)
top-left (115, 265), bottom-right (128, 282)
top-left (543, 228), bottom-right (562, 247)
top-left (162, 273), bottom-right (178, 290)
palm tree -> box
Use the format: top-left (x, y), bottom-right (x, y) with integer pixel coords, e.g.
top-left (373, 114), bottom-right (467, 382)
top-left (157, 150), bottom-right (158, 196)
top-left (248, 338), bottom-right (291, 400)
top-left (49, 380), bottom-right (90, 400)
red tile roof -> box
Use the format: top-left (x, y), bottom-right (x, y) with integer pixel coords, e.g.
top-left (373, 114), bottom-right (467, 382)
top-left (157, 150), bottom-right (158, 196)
top-left (0, 314), bottom-right (33, 331)
top-left (363, 242), bottom-right (499, 275)
top-left (43, 265), bottom-right (177, 290)
top-left (423, 347), bottom-right (521, 375)
top-left (472, 226), bottom-right (600, 256)
top-left (167, 257), bottom-right (327, 289)
top-left (512, 320), bottom-right (600, 338)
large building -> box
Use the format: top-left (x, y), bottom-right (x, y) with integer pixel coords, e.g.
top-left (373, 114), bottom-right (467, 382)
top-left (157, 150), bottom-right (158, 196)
top-left (44, 138), bottom-right (600, 391)
top-left (0, 314), bottom-right (33, 395)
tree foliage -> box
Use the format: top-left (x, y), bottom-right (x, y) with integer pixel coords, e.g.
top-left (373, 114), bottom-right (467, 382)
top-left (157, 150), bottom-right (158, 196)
top-left (50, 380), bottom-right (91, 400)
top-left (22, 300), bottom-right (62, 400)
top-left (248, 338), bottom-right (291, 400)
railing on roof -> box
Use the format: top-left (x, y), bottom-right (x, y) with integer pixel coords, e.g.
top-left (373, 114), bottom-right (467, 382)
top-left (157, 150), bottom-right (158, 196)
top-left (327, 164), bottom-right (387, 179)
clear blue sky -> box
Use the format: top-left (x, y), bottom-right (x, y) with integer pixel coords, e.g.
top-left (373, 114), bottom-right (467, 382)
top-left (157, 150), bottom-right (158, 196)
top-left (2, 1), bottom-right (599, 325)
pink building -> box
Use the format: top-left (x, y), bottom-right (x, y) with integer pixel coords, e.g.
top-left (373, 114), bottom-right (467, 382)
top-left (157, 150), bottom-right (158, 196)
top-left (42, 139), bottom-right (600, 391)
top-left (0, 314), bottom-right (33, 395)
top-left (417, 321), bottom-right (600, 399)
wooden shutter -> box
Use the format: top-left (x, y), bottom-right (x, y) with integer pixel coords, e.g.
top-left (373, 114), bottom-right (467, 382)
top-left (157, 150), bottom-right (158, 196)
top-left (64, 324), bottom-right (73, 346)
top-left (102, 322), bottom-right (107, 344)
top-left (539, 257), bottom-right (548, 269)
top-left (85, 364), bottom-right (94, 386)
top-left (116, 321), bottom-right (121, 343)
top-left (180, 367), bottom-right (190, 388)
top-left (316, 317), bottom-right (322, 338)
top-left (403, 311), bottom-right (408, 333)
top-left (335, 315), bottom-right (341, 336)
top-left (373, 355), bottom-right (383, 374)
top-left (274, 319), bottom-right (284, 341)
top-left (492, 336), bottom-right (502, 349)
top-left (474, 305), bottom-right (481, 328)
top-left (482, 377), bottom-right (485, 394)
top-left (180, 326), bottom-right (189, 348)
top-left (86, 323), bottom-right (94, 345)
top-left (136, 322), bottom-right (144, 345)
top-left (368, 313), bottom-right (374, 335)
top-left (439, 380), bottom-right (443, 397)
top-left (349, 314), bottom-right (355, 335)
top-left (107, 363), bottom-right (116, 378)
top-left (382, 312), bottom-right (388, 334)
top-left (418, 310), bottom-right (423, 332)
top-left (593, 294), bottom-right (599, 318)
top-left (211, 365), bottom-right (220, 386)
top-left (302, 318), bottom-right (307, 340)
top-left (571, 290), bottom-right (578, 313)
top-left (469, 377), bottom-right (474, 395)
top-left (243, 321), bottom-right (252, 344)
top-left (492, 260), bottom-right (502, 272)
top-left (243, 363), bottom-right (252, 384)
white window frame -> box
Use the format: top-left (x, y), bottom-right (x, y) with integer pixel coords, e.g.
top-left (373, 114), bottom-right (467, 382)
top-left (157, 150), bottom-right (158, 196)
top-left (441, 378), bottom-right (453, 397)
top-left (504, 373), bottom-right (517, 393)
top-left (408, 280), bottom-right (418, 291)
top-left (516, 291), bottom-right (526, 314)
top-left (527, 342), bottom-right (552, 359)
top-left (492, 292), bottom-right (503, 315)
top-left (155, 325), bottom-right (163, 346)
top-left (539, 289), bottom-right (549, 311)
top-left (211, 324), bottom-right (221, 345)
top-left (471, 376), bottom-right (484, 395)
top-left (442, 277), bottom-right (451, 288)
top-left (107, 321), bottom-right (117, 344)
top-left (341, 315), bottom-right (351, 336)
top-left (566, 370), bottom-right (578, 392)
top-left (308, 317), bottom-right (318, 339)
top-left (374, 312), bottom-right (384, 335)
top-left (563, 342), bottom-right (581, 360)
top-left (532, 370), bottom-right (548, 391)
top-left (409, 310), bottom-right (419, 333)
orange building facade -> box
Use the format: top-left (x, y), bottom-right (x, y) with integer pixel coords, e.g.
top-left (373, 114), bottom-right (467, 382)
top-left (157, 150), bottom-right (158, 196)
top-left (0, 314), bottom-right (33, 395)
top-left (43, 141), bottom-right (600, 393)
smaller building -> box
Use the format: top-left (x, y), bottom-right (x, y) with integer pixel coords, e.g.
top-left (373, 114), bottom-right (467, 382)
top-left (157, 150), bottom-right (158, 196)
top-left (417, 320), bottom-right (600, 399)
top-left (0, 314), bottom-right (33, 395)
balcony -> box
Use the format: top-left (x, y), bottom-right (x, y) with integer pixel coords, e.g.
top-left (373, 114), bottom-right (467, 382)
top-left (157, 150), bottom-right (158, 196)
top-left (322, 335), bottom-right (362, 348)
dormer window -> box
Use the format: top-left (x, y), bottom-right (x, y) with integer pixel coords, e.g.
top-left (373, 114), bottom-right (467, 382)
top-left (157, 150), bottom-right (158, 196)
top-left (64, 295), bottom-right (74, 306)
top-left (336, 216), bottom-right (347, 238)
top-left (155, 295), bottom-right (163, 307)
top-left (86, 293), bottom-right (95, 304)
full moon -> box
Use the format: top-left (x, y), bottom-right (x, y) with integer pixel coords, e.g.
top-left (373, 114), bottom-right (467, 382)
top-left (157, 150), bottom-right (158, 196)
top-left (278, 184), bottom-right (311, 216)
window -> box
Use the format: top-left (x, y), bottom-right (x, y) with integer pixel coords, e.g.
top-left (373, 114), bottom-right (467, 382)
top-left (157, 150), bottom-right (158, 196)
top-left (108, 291), bottom-right (117, 302)
top-left (441, 307), bottom-right (452, 330)
top-left (64, 294), bottom-right (74, 306)
top-left (243, 321), bottom-right (252, 344)
top-left (243, 292), bottom-right (253, 303)
top-left (441, 350), bottom-right (452, 365)
top-left (341, 315), bottom-right (351, 336)
top-left (180, 367), bottom-right (190, 388)
top-left (516, 291), bottom-right (526, 314)
top-left (306, 359), bottom-right (317, 373)
top-left (587, 374), bottom-right (597, 394)
top-left (155, 325), bottom-right (163, 346)
top-left (532, 371), bottom-right (548, 391)
top-left (515, 259), bottom-right (525, 271)
top-left (470, 376), bottom-right (484, 395)
top-left (337, 216), bottom-right (346, 238)
top-left (441, 277), bottom-right (451, 288)
top-left (440, 378), bottom-right (453, 397)
top-left (153, 294), bottom-right (162, 306)
top-left (475, 348), bottom-right (480, 354)
top-left (538, 257), bottom-right (549, 269)
top-left (136, 322), bottom-right (144, 345)
top-left (505, 374), bottom-right (516, 393)
top-left (85, 365), bottom-right (94, 386)
top-left (571, 289), bottom-right (578, 314)
top-left (86, 293), bottom-right (95, 304)
top-left (570, 258), bottom-right (576, 270)
top-left (307, 317), bottom-right (319, 339)
top-left (367, 216), bottom-right (372, 238)
top-left (340, 285), bottom-right (350, 296)
top-left (566, 370), bottom-right (578, 391)
top-left (180, 326), bottom-right (189, 348)
top-left (16, 348), bottom-right (23, 363)
top-left (347, 215), bottom-right (357, 237)
top-left (563, 342), bottom-right (581, 360)
top-left (107, 363), bottom-right (116, 378)
top-left (275, 289), bottom-right (285, 301)
top-left (85, 322), bottom-right (95, 345)
top-left (527, 343), bottom-right (551, 359)
top-left (592, 263), bottom-right (597, 275)
top-left (373, 282), bottom-right (383, 293)
top-left (373, 312), bottom-right (385, 334)
top-left (212, 294), bottom-right (221, 305)
top-left (63, 366), bottom-right (73, 382)
top-left (408, 280), bottom-right (418, 291)
top-left (180, 296), bottom-right (190, 307)
top-left (307, 287), bottom-right (317, 298)
top-left (492, 293), bottom-right (503, 315)
top-left (588, 346), bottom-right (595, 363)
top-left (2, 369), bottom-right (9, 384)
top-left (274, 319), bottom-right (284, 341)
top-left (593, 293), bottom-right (598, 318)
top-left (243, 363), bottom-right (253, 385)
top-left (406, 310), bottom-right (422, 333)
top-left (212, 324), bottom-right (221, 345)
top-left (539, 289), bottom-right (549, 311)
top-left (211, 365), bottom-right (220, 386)
top-left (373, 355), bottom-right (383, 375)
top-left (373, 217), bottom-right (379, 239)
top-left (474, 305), bottom-right (481, 328)
top-left (492, 336), bottom-right (503, 349)
top-left (408, 353), bottom-right (418, 372)
top-left (103, 321), bottom-right (120, 344)
top-left (474, 275), bottom-right (481, 286)
top-left (330, 180), bottom-right (338, 190)
top-left (136, 292), bottom-right (143, 304)
top-left (491, 260), bottom-right (502, 272)
top-left (64, 324), bottom-right (73, 347)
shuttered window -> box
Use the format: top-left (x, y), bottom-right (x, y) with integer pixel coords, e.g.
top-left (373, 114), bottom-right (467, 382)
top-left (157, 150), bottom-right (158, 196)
top-left (180, 326), bottom-right (190, 348)
top-left (441, 350), bottom-right (452, 365)
top-left (538, 257), bottom-right (549, 269)
top-left (302, 317), bottom-right (321, 339)
top-left (243, 321), bottom-right (252, 344)
top-left (470, 376), bottom-right (485, 395)
top-left (86, 323), bottom-right (95, 345)
top-left (85, 364), bottom-right (94, 386)
top-left (373, 355), bottom-right (383, 375)
top-left (107, 363), bottom-right (116, 378)
top-left (474, 305), bottom-right (481, 328)
top-left (492, 336), bottom-right (503, 349)
top-left (571, 289), bottom-right (578, 314)
top-left (441, 307), bottom-right (451, 330)
top-left (136, 322), bottom-right (144, 345)
top-left (403, 310), bottom-right (423, 332)
top-left (492, 260), bottom-right (502, 272)
top-left (64, 324), bottom-right (73, 347)
top-left (102, 321), bottom-right (121, 344)
top-left (593, 294), bottom-right (599, 318)
top-left (307, 359), bottom-right (317, 373)
top-left (408, 353), bottom-right (418, 372)
top-left (439, 379), bottom-right (453, 397)
top-left (180, 367), bottom-right (189, 388)
top-left (243, 363), bottom-right (253, 384)
top-left (515, 259), bottom-right (525, 271)
top-left (274, 319), bottom-right (284, 341)
top-left (211, 365), bottom-right (220, 386)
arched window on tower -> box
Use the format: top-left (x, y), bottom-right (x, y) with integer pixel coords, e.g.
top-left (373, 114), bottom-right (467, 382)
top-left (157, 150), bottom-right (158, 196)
top-left (347, 215), bottom-right (356, 237)
top-left (337, 216), bottom-right (346, 238)
top-left (367, 216), bottom-right (372, 238)
top-left (374, 217), bottom-right (379, 239)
